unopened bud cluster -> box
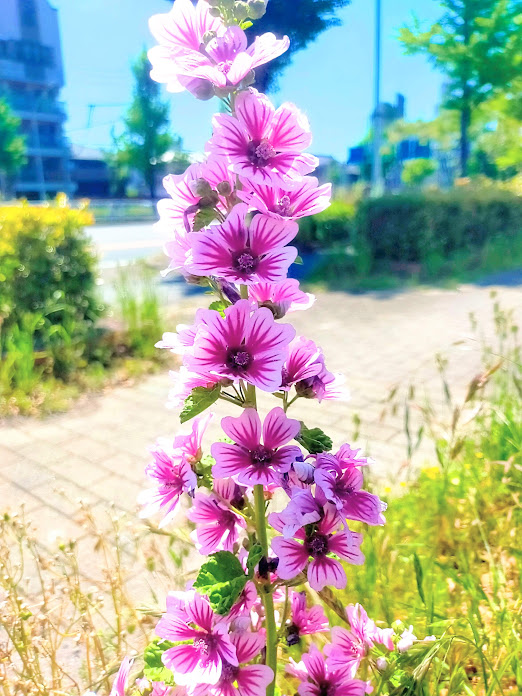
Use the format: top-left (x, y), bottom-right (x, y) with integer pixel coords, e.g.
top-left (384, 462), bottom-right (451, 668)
top-left (208, 0), bottom-right (267, 23)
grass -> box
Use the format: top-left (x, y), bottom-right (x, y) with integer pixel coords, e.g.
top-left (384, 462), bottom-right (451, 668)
top-left (306, 232), bottom-right (522, 293)
top-left (0, 263), bottom-right (168, 417)
top-left (0, 298), bottom-right (520, 695)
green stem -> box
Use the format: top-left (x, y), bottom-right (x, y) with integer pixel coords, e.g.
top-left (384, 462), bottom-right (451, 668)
top-left (254, 483), bottom-right (278, 696)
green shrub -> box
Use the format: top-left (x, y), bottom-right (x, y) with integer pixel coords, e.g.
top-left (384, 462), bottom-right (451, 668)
top-left (0, 199), bottom-right (102, 329)
top-left (356, 188), bottom-right (522, 264)
top-left (297, 200), bottom-right (355, 250)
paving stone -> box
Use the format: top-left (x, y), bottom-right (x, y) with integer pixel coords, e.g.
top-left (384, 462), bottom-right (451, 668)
top-left (2, 458), bottom-right (56, 492)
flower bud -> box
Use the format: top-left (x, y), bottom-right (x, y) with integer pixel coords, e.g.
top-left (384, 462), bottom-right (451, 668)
top-left (247, 0), bottom-right (266, 18)
top-left (376, 657), bottom-right (388, 672)
top-left (234, 1), bottom-right (249, 21)
top-left (207, 0), bottom-right (221, 5)
top-left (202, 30), bottom-right (217, 44)
top-left (214, 86), bottom-right (232, 100)
top-left (221, 0), bottom-right (235, 7)
top-left (199, 192), bottom-right (220, 208)
top-left (208, 6), bottom-right (222, 17)
top-left (240, 70), bottom-right (256, 87)
top-left (190, 178), bottom-right (213, 197)
top-left (217, 180), bottom-right (232, 196)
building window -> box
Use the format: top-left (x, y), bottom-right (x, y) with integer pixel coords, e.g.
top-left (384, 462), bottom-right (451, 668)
top-left (20, 0), bottom-right (38, 28)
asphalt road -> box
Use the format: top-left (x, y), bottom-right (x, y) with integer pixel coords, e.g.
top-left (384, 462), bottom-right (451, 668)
top-left (86, 221), bottom-right (165, 268)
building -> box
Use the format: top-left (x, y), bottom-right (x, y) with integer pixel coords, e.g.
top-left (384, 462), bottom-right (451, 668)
top-left (70, 145), bottom-right (111, 199)
top-left (0, 0), bottom-right (71, 199)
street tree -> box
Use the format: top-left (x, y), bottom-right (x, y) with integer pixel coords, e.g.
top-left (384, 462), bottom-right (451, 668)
top-left (0, 99), bottom-right (26, 198)
top-left (399, 0), bottom-right (522, 176)
top-left (113, 50), bottom-right (179, 198)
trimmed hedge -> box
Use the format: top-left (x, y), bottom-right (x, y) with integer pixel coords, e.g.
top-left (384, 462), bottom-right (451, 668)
top-left (355, 189), bottom-right (522, 264)
top-left (0, 201), bottom-right (101, 328)
top-left (297, 200), bottom-right (355, 250)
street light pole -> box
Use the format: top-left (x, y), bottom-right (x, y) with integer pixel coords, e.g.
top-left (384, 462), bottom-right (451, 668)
top-left (371, 0), bottom-right (383, 195)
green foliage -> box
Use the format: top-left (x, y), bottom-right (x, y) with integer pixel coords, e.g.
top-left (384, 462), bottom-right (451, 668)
top-left (401, 158), bottom-right (437, 188)
top-left (246, 544), bottom-right (264, 575)
top-left (297, 200), bottom-right (355, 250)
top-left (399, 0), bottom-right (522, 175)
top-left (111, 50), bottom-right (183, 198)
top-left (356, 189), bottom-right (522, 264)
top-left (180, 384), bottom-right (222, 424)
top-left (0, 98), bottom-right (26, 196)
top-left (114, 263), bottom-right (163, 360)
top-left (296, 423), bottom-right (333, 454)
top-left (193, 551), bottom-right (248, 615)
top-left (246, 0), bottom-right (352, 91)
top-left (143, 638), bottom-right (175, 684)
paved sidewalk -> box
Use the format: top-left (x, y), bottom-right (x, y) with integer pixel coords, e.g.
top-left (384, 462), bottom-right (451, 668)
top-left (1, 283), bottom-right (521, 552)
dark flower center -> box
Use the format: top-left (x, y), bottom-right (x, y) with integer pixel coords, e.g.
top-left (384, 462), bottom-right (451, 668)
top-left (248, 138), bottom-right (276, 166)
top-left (220, 660), bottom-right (239, 684)
top-left (233, 249), bottom-right (258, 274)
top-left (258, 555), bottom-right (279, 579)
top-left (275, 195), bottom-right (293, 217)
top-left (306, 532), bottom-right (329, 558)
top-left (318, 680), bottom-right (335, 696)
top-left (226, 348), bottom-right (252, 372)
top-left (250, 445), bottom-right (273, 466)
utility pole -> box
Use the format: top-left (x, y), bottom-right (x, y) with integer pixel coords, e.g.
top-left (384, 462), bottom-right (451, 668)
top-left (371, 0), bottom-right (384, 196)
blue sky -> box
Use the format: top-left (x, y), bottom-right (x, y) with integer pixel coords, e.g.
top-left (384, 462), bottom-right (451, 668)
top-left (53, 0), bottom-right (444, 161)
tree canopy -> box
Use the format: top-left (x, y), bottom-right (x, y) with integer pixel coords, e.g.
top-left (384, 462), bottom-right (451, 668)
top-left (399, 0), bottom-right (522, 176)
top-left (112, 50), bottom-right (180, 198)
top-left (0, 99), bottom-right (26, 197)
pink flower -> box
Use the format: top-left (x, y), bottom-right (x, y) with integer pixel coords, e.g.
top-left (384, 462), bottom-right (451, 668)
top-left (110, 656), bottom-right (133, 696)
top-left (158, 158), bottom-right (235, 236)
top-left (173, 25), bottom-right (289, 89)
top-left (271, 505), bottom-right (364, 592)
top-left (211, 407), bottom-right (301, 486)
top-left (238, 176), bottom-right (331, 221)
top-left (228, 580), bottom-right (258, 623)
top-left (188, 478), bottom-right (247, 554)
top-left (156, 593), bottom-right (238, 686)
top-left (192, 630), bottom-right (274, 696)
top-left (325, 604), bottom-right (394, 678)
top-left (315, 445), bottom-right (372, 471)
top-left (397, 626), bottom-right (417, 653)
top-left (148, 0), bottom-right (223, 97)
top-left (190, 204), bottom-right (298, 284)
top-left (248, 279), bottom-right (315, 318)
top-left (268, 489), bottom-right (321, 539)
top-left (184, 299), bottom-right (296, 392)
top-left (209, 89), bottom-right (318, 189)
top-left (285, 591), bottom-right (328, 645)
top-left (138, 415), bottom-right (211, 525)
top-left (138, 452), bottom-right (197, 527)
top-left (314, 463), bottom-right (386, 526)
top-left (281, 337), bottom-right (347, 402)
top-left (289, 645), bottom-right (367, 696)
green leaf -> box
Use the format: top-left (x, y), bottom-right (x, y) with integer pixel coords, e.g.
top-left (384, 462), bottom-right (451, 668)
top-left (296, 423), bottom-right (333, 454)
top-left (193, 207), bottom-right (218, 232)
top-left (143, 638), bottom-right (176, 685)
top-left (413, 552), bottom-right (426, 606)
top-left (208, 300), bottom-right (228, 317)
top-left (294, 255), bottom-right (304, 265)
top-left (241, 20), bottom-right (253, 29)
top-left (180, 384), bottom-right (221, 424)
top-left (194, 551), bottom-right (248, 615)
top-left (246, 544), bottom-right (263, 576)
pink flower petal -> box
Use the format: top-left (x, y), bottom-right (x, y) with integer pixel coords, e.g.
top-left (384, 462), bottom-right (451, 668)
top-left (235, 89), bottom-right (274, 141)
top-left (231, 630), bottom-right (266, 663)
top-left (307, 557), bottom-right (347, 591)
top-left (262, 407), bottom-right (301, 449)
top-left (211, 443), bottom-right (251, 479)
top-left (271, 537), bottom-right (308, 579)
top-left (236, 665), bottom-right (274, 696)
top-left (185, 593), bottom-right (214, 632)
top-left (249, 213), bottom-right (298, 253)
top-left (221, 408), bottom-right (262, 449)
top-left (270, 103), bottom-right (312, 152)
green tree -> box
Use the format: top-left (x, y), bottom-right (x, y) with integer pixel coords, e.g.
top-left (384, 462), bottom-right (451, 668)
top-left (112, 50), bottom-right (178, 198)
top-left (0, 99), bottom-right (26, 198)
top-left (401, 158), bottom-right (437, 187)
top-left (399, 0), bottom-right (522, 177)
